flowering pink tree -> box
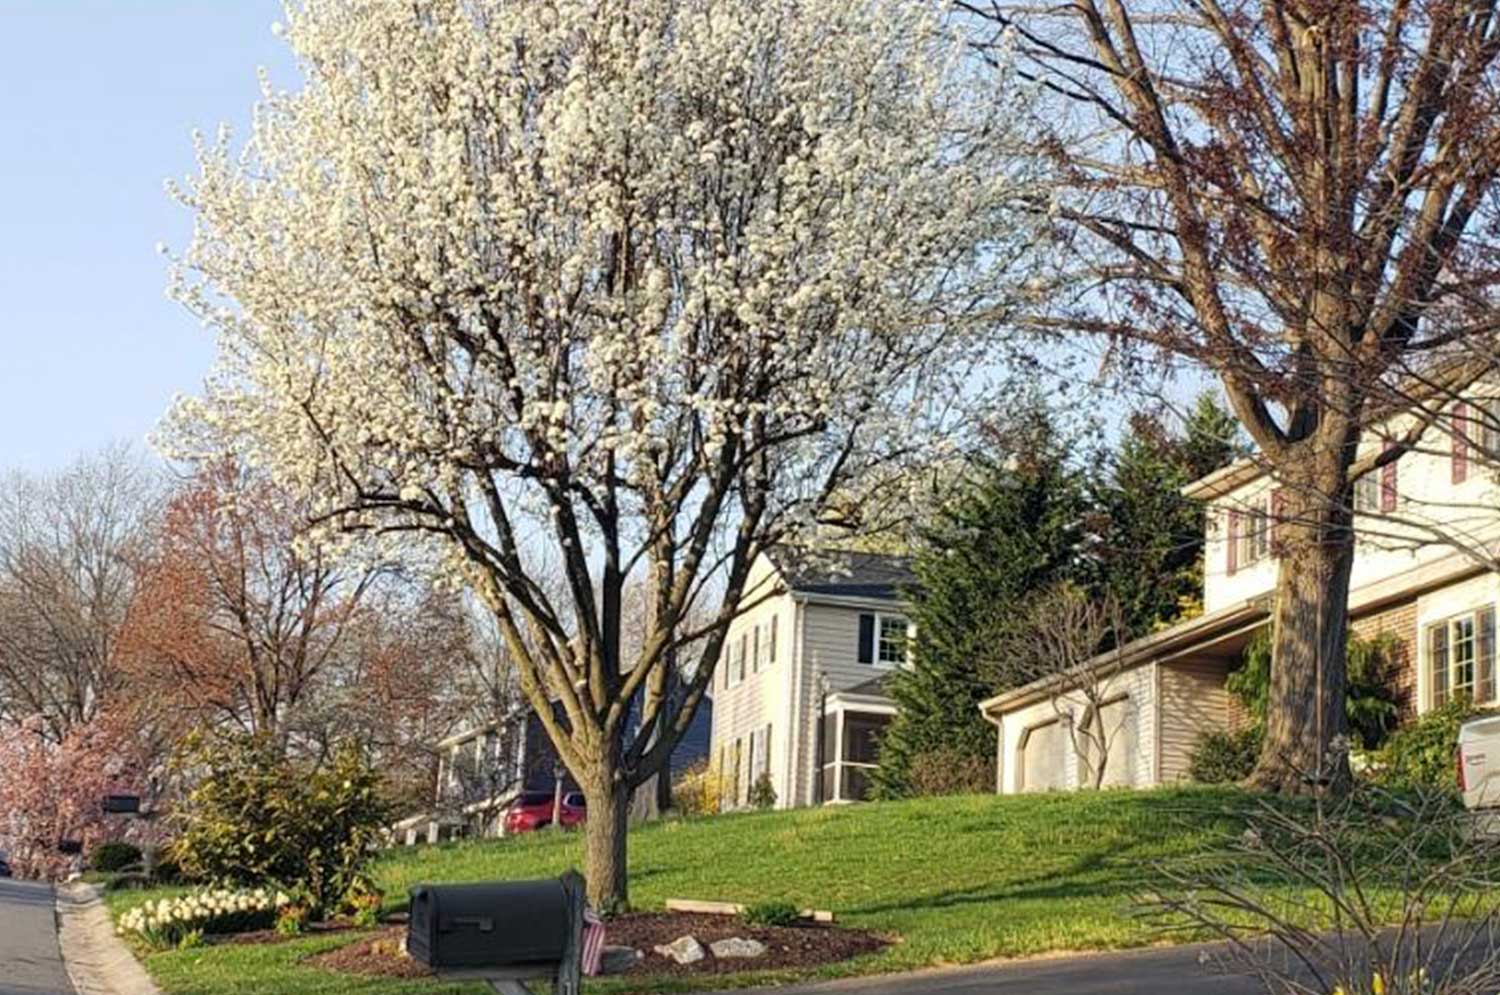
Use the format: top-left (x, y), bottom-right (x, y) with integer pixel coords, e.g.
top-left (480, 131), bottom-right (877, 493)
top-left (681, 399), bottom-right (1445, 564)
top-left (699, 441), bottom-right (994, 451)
top-left (0, 714), bottom-right (146, 880)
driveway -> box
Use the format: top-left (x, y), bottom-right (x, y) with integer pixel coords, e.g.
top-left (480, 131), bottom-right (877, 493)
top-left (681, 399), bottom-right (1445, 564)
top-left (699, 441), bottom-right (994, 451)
top-left (0, 879), bottom-right (75, 995)
top-left (723, 943), bottom-right (1262, 995)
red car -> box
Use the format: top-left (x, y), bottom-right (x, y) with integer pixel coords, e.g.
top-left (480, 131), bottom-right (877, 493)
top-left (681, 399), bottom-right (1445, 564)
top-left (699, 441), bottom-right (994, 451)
top-left (503, 790), bottom-right (586, 834)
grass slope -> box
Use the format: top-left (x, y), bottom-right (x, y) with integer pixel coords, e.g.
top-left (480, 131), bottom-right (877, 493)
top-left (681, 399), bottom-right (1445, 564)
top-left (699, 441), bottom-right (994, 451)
top-left (113, 788), bottom-right (1258, 995)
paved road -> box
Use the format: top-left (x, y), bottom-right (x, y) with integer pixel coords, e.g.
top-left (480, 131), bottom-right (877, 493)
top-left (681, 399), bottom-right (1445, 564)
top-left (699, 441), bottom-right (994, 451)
top-left (0, 880), bottom-right (75, 995)
top-left (726, 943), bottom-right (1264, 995)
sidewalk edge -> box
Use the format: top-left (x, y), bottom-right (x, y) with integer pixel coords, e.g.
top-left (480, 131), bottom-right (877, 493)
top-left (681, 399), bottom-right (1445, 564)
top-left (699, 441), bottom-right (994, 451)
top-left (55, 883), bottom-right (162, 995)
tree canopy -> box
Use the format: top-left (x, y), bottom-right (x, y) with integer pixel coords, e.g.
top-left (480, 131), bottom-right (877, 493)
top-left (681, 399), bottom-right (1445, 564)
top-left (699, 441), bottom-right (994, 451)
top-left (164, 0), bottom-right (1040, 908)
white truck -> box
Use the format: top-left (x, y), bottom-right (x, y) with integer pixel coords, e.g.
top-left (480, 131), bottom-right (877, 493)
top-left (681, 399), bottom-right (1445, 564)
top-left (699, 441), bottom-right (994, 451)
top-left (1456, 714), bottom-right (1500, 820)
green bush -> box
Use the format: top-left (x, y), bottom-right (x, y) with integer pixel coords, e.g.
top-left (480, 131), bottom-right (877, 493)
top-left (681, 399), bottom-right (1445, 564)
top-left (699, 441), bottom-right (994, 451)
top-left (907, 747), bottom-right (994, 797)
top-left (89, 841), bottom-right (143, 874)
top-left (171, 735), bottom-right (390, 915)
top-left (748, 772), bottom-right (777, 810)
top-left (742, 900), bottom-right (801, 928)
top-left (1189, 727), bottom-right (1262, 784)
top-left (1227, 631), bottom-right (1401, 749)
top-left (147, 850), bottom-right (183, 885)
top-left (1372, 699), bottom-right (1484, 794)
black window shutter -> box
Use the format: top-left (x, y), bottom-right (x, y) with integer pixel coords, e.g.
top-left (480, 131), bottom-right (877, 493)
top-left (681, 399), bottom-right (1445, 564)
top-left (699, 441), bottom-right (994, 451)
top-left (857, 613), bottom-right (875, 664)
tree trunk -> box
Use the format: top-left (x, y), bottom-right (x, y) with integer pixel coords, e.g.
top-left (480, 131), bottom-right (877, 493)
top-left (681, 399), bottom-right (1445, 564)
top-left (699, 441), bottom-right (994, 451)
top-left (1247, 461), bottom-right (1356, 795)
top-left (655, 756), bottom-right (673, 813)
top-left (582, 774), bottom-right (631, 914)
top-left (1090, 705), bottom-right (1107, 790)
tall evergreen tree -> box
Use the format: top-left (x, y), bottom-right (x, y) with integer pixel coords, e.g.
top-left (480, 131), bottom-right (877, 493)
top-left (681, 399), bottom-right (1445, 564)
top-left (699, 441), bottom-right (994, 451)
top-left (1094, 393), bottom-right (1243, 636)
top-left (872, 418), bottom-right (1088, 799)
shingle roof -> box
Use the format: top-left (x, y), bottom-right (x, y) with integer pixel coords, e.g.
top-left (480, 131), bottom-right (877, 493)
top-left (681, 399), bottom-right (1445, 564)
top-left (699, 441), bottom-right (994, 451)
top-left (842, 672), bottom-right (901, 699)
top-left (764, 546), bottom-right (915, 601)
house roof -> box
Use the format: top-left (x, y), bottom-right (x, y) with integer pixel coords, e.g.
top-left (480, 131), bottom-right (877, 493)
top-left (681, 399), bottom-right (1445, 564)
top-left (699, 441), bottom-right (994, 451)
top-left (764, 546), bottom-right (915, 602)
top-left (1180, 455), bottom-right (1263, 501)
top-left (978, 598), bottom-right (1271, 716)
top-left (842, 672), bottom-right (901, 699)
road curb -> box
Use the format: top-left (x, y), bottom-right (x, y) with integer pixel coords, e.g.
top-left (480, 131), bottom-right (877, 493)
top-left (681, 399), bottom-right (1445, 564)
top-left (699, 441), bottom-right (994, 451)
top-left (55, 883), bottom-right (162, 995)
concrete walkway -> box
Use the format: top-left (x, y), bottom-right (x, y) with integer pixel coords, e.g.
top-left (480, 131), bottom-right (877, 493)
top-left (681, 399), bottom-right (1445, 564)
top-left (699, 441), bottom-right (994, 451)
top-left (0, 879), bottom-right (74, 995)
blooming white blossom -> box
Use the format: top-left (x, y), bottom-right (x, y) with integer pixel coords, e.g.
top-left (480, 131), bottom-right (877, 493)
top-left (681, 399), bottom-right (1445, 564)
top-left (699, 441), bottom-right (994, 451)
top-left (117, 886), bottom-right (289, 948)
top-left (163, 0), bottom-right (1037, 908)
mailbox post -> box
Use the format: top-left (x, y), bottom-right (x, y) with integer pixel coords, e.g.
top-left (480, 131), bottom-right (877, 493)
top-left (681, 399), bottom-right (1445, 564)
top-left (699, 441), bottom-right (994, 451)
top-left (406, 870), bottom-right (586, 995)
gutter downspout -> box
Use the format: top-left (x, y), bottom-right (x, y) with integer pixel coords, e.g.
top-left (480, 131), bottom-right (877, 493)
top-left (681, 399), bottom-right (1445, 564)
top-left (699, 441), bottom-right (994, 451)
top-left (779, 595), bottom-right (798, 809)
top-left (815, 669), bottom-right (830, 804)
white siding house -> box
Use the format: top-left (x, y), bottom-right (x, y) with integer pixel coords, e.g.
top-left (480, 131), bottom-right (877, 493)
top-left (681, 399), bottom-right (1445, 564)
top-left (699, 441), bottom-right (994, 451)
top-left (709, 548), bottom-right (914, 809)
top-left (983, 382), bottom-right (1500, 794)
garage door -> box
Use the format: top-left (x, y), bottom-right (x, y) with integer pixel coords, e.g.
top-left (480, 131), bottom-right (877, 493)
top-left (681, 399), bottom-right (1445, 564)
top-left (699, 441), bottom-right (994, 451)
top-left (1020, 720), bottom-right (1066, 792)
top-left (1085, 697), bottom-right (1138, 788)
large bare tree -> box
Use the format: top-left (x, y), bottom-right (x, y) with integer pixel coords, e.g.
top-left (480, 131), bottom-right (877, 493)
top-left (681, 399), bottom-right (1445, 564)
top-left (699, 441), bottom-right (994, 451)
top-left (999, 586), bottom-right (1133, 790)
top-left (965, 0), bottom-right (1500, 792)
top-left (0, 445), bottom-right (158, 741)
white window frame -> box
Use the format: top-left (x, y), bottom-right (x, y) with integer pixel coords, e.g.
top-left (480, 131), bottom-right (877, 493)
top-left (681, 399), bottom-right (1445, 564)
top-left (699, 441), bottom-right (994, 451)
top-left (1427, 605), bottom-right (1497, 709)
top-left (864, 611), bottom-right (911, 668)
top-left (1353, 470), bottom-right (1379, 514)
top-left (1478, 397), bottom-right (1500, 458)
top-left (1238, 495), bottom-right (1270, 567)
top-left (726, 636), bottom-right (743, 689)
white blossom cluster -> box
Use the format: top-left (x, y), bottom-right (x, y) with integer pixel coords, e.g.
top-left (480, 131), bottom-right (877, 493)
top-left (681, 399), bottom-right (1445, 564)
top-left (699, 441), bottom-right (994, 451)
top-left (161, 0), bottom-right (1038, 723)
top-left (118, 887), bottom-right (290, 948)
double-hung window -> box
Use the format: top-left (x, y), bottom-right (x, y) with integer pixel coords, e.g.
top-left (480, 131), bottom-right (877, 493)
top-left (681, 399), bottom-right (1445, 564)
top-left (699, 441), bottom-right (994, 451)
top-left (877, 616), bottom-right (907, 664)
top-left (857, 612), bottom-right (910, 666)
top-left (1353, 472), bottom-right (1380, 514)
top-left (1234, 496), bottom-right (1271, 568)
top-left (726, 637), bottom-right (743, 689)
top-left (1480, 399), bottom-right (1500, 458)
top-left (1430, 606), bottom-right (1497, 708)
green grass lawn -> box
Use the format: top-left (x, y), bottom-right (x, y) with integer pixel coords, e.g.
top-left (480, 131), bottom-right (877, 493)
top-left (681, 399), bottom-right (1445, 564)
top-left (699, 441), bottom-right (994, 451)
top-left (108, 787), bottom-right (1265, 995)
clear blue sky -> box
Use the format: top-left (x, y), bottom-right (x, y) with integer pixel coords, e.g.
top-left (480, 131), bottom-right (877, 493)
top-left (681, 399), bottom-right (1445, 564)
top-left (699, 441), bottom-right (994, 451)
top-left (0, 2), bottom-right (292, 472)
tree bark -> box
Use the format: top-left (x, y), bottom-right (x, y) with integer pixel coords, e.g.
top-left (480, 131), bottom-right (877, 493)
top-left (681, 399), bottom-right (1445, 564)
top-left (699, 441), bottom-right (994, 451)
top-left (1090, 705), bottom-right (1107, 790)
top-left (655, 756), bottom-right (673, 813)
top-left (582, 771), bottom-right (631, 914)
top-left (1247, 456), bottom-right (1356, 795)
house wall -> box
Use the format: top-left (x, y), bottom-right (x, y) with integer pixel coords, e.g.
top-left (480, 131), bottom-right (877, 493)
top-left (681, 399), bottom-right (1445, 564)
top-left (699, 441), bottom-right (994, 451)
top-left (1202, 408), bottom-right (1500, 615)
top-left (708, 552), bottom-right (794, 808)
top-left (1156, 659), bottom-right (1232, 783)
top-left (709, 552), bottom-right (912, 810)
top-left (995, 664), bottom-right (1158, 794)
top-left (788, 599), bottom-right (909, 805)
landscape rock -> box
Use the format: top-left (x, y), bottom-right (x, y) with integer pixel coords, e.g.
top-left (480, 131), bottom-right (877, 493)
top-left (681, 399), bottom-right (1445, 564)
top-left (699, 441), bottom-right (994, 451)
top-left (653, 935), bottom-right (706, 965)
top-left (709, 937), bottom-right (768, 960)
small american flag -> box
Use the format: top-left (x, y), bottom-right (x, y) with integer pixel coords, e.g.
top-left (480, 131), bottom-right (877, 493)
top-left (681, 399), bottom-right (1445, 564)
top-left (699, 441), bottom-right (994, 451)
top-left (581, 908), bottom-right (607, 976)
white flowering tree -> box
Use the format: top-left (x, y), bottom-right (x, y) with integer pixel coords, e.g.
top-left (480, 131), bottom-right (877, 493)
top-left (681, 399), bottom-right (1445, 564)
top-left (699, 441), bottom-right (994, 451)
top-left (165, 0), bottom-right (1036, 909)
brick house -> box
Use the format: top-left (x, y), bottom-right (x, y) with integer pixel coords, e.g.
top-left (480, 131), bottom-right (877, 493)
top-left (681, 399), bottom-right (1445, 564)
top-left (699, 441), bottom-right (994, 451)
top-left (981, 392), bottom-right (1497, 792)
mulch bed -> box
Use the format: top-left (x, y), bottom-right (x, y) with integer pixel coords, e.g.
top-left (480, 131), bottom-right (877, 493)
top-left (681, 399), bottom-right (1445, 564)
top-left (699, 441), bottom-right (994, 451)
top-left (216, 921), bottom-right (357, 946)
top-left (307, 929), bottom-right (434, 979)
top-left (606, 911), bottom-right (889, 977)
top-left (303, 911), bottom-right (889, 980)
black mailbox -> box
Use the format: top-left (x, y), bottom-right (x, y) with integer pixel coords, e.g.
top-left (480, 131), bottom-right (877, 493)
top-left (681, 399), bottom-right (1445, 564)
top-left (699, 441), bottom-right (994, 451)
top-left (407, 871), bottom-right (585, 995)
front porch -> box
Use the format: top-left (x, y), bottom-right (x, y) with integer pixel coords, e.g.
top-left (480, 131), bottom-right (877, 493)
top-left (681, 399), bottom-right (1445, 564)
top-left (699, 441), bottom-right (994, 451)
top-left (819, 680), bottom-right (896, 803)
